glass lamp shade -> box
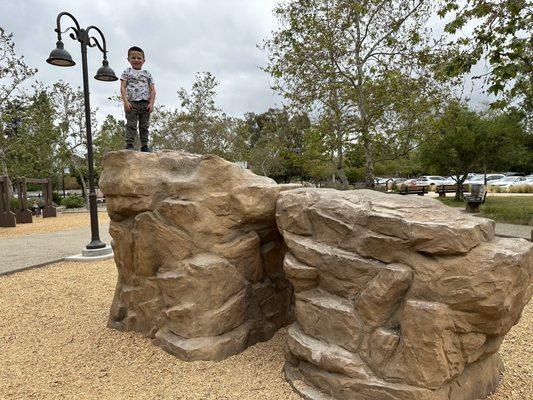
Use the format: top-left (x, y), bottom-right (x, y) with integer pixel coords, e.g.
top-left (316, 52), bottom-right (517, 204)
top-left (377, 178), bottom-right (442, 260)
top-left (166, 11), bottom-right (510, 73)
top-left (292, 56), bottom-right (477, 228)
top-left (94, 60), bottom-right (118, 81)
top-left (46, 41), bottom-right (75, 67)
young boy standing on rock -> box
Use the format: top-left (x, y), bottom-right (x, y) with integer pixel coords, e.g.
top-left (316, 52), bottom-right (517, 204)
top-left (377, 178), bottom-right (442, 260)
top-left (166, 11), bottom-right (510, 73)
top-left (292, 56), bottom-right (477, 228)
top-left (120, 46), bottom-right (156, 152)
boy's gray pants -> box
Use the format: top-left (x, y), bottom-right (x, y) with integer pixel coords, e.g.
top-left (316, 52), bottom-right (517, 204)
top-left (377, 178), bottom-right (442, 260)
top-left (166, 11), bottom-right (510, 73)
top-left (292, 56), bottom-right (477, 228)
top-left (125, 100), bottom-right (150, 146)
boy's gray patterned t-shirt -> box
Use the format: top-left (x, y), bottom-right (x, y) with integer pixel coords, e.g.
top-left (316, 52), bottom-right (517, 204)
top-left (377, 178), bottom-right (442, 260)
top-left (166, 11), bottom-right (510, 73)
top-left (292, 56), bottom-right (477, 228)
top-left (121, 68), bottom-right (154, 101)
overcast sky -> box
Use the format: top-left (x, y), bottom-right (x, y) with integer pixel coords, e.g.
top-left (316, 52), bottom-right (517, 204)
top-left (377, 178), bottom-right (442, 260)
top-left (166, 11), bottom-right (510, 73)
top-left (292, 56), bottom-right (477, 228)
top-left (2, 0), bottom-right (492, 126)
top-left (2, 0), bottom-right (283, 123)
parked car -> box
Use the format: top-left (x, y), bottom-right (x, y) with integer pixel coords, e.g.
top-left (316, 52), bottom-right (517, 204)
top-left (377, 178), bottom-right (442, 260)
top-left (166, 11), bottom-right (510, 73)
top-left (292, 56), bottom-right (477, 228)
top-left (374, 177), bottom-right (390, 185)
top-left (503, 172), bottom-right (526, 176)
top-left (414, 176), bottom-right (448, 186)
top-left (442, 174), bottom-right (477, 185)
top-left (488, 176), bottom-right (527, 189)
top-left (463, 174), bottom-right (506, 185)
top-left (398, 178), bottom-right (418, 187)
top-left (507, 176), bottom-right (533, 189)
top-left (392, 177), bottom-right (407, 183)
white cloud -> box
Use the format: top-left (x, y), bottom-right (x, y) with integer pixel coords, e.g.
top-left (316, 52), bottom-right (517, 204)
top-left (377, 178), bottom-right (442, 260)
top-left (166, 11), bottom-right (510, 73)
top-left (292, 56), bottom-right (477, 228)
top-left (1, 0), bottom-right (283, 124)
top-left (2, 0), bottom-right (493, 128)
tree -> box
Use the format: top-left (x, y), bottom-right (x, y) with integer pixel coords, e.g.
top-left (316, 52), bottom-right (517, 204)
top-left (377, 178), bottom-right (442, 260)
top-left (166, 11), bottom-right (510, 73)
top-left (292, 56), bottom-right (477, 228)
top-left (0, 27), bottom-right (37, 176)
top-left (419, 101), bottom-right (484, 198)
top-left (4, 89), bottom-right (59, 180)
top-left (152, 72), bottom-right (235, 157)
top-left (418, 101), bottom-right (530, 198)
top-left (439, 0), bottom-right (532, 110)
top-left (233, 109), bottom-right (310, 182)
top-left (264, 0), bottom-right (445, 187)
top-left (479, 108), bottom-right (532, 173)
top-left (299, 120), bottom-right (338, 184)
top-left (49, 81), bottom-right (97, 204)
top-left (94, 115), bottom-right (126, 174)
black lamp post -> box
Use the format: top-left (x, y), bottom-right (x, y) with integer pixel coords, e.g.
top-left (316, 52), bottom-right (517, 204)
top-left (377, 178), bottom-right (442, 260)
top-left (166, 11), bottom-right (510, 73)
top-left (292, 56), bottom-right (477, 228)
top-left (47, 11), bottom-right (118, 250)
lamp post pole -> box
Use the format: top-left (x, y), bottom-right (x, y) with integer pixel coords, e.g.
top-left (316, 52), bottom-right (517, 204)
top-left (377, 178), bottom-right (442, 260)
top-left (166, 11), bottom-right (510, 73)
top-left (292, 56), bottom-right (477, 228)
top-left (47, 12), bottom-right (118, 251)
top-left (79, 29), bottom-right (104, 249)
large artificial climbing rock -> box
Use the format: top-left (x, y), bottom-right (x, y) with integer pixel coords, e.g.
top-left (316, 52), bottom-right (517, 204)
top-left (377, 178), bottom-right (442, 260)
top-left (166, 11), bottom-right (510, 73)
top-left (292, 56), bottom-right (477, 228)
top-left (277, 188), bottom-right (533, 400)
top-left (99, 150), bottom-right (296, 361)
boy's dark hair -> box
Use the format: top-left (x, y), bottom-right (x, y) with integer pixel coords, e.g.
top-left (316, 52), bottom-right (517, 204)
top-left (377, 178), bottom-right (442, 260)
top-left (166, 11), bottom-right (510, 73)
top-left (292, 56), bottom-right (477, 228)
top-left (128, 46), bottom-right (145, 58)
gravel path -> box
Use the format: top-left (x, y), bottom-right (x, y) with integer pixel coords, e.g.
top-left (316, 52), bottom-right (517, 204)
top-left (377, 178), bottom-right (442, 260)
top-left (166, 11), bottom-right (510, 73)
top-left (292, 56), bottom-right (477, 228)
top-left (0, 259), bottom-right (531, 400)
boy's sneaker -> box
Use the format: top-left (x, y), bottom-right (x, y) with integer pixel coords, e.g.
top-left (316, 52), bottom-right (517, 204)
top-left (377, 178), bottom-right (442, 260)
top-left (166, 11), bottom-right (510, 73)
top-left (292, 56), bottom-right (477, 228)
top-left (125, 143), bottom-right (134, 150)
top-left (140, 145), bottom-right (151, 153)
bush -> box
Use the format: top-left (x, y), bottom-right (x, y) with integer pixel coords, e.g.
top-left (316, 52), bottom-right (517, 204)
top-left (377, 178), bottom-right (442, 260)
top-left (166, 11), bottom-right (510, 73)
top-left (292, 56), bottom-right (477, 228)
top-left (10, 198), bottom-right (19, 210)
top-left (61, 195), bottom-right (85, 208)
top-left (10, 198), bottom-right (45, 210)
top-left (52, 192), bottom-right (62, 205)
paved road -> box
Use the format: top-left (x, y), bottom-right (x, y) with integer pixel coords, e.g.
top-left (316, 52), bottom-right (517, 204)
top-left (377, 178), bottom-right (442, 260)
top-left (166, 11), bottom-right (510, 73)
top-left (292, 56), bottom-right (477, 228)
top-left (0, 224), bottom-right (111, 275)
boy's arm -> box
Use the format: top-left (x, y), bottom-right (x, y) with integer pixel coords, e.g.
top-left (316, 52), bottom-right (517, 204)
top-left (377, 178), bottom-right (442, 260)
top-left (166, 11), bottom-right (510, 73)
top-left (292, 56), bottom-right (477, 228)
top-left (120, 80), bottom-right (131, 112)
top-left (147, 83), bottom-right (156, 113)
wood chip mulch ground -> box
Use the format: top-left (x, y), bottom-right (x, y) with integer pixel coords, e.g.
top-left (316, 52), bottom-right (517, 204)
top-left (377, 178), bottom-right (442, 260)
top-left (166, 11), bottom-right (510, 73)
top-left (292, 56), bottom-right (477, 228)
top-left (0, 259), bottom-right (531, 399)
top-left (0, 212), bottom-right (110, 239)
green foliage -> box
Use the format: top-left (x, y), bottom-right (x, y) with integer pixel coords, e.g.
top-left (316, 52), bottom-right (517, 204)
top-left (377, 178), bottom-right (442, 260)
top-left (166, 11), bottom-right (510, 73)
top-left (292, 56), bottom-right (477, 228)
top-left (94, 115), bottom-right (126, 174)
top-left (419, 102), bottom-right (529, 187)
top-left (480, 109), bottom-right (532, 173)
top-left (152, 72), bottom-right (236, 158)
top-left (263, 0), bottom-right (448, 187)
top-left (233, 108), bottom-right (310, 182)
top-left (61, 195), bottom-right (85, 209)
top-left (419, 101), bottom-right (484, 179)
top-left (0, 29), bottom-right (38, 173)
top-left (49, 81), bottom-right (95, 192)
top-left (0, 27), bottom-right (38, 177)
top-left (3, 89), bottom-right (61, 179)
top-left (439, 0), bottom-right (532, 108)
top-left (52, 191), bottom-right (62, 205)
top-left (9, 197), bottom-right (45, 210)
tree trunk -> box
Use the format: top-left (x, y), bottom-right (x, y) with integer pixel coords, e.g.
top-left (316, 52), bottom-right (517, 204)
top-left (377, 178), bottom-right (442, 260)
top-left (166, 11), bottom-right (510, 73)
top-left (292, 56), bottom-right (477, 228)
top-left (455, 173), bottom-right (467, 200)
top-left (0, 150), bottom-right (8, 177)
top-left (72, 164), bottom-right (88, 208)
top-left (61, 171), bottom-right (66, 197)
top-left (336, 166), bottom-right (349, 189)
top-left (363, 135), bottom-right (375, 188)
top-left (0, 151), bottom-right (13, 198)
top-left (336, 146), bottom-right (349, 189)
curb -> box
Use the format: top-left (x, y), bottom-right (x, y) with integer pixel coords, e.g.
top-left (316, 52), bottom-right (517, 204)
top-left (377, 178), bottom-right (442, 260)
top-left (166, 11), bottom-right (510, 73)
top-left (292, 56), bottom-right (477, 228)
top-left (0, 258), bottom-right (66, 277)
top-left (495, 233), bottom-right (532, 242)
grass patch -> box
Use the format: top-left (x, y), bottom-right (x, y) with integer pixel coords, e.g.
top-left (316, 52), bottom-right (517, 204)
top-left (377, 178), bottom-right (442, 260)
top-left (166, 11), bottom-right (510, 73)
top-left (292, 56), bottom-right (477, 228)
top-left (436, 196), bottom-right (533, 225)
top-left (436, 197), bottom-right (464, 208)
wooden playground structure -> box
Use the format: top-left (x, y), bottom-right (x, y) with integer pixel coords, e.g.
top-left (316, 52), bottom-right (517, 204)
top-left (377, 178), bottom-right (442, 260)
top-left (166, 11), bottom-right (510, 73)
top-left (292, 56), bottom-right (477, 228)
top-left (0, 176), bottom-right (57, 228)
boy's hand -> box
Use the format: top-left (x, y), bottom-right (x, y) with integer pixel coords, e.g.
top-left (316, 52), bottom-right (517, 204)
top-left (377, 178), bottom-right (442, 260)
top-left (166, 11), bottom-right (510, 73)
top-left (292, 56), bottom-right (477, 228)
top-left (124, 101), bottom-right (132, 112)
top-left (147, 102), bottom-right (154, 113)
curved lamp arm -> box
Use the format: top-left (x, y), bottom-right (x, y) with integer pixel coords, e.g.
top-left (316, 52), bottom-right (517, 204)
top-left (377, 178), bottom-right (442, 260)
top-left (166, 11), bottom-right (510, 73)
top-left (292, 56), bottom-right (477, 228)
top-left (55, 11), bottom-right (81, 41)
top-left (86, 25), bottom-right (108, 59)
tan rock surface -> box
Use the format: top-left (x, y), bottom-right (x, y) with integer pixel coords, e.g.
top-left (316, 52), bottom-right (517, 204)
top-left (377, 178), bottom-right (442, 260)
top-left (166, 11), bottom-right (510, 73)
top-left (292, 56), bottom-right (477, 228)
top-left (100, 150), bottom-right (296, 361)
top-left (277, 188), bottom-right (533, 400)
